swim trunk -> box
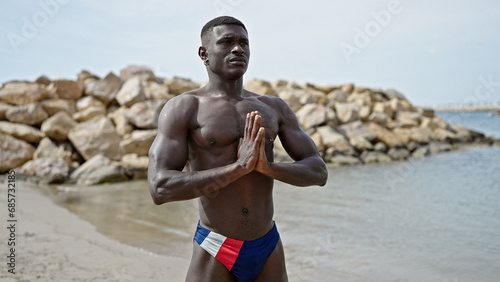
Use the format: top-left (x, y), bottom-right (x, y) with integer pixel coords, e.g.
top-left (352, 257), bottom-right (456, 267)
top-left (194, 221), bottom-right (280, 282)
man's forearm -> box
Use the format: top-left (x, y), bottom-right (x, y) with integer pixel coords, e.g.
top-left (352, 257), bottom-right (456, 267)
top-left (263, 156), bottom-right (328, 187)
top-left (149, 162), bottom-right (248, 205)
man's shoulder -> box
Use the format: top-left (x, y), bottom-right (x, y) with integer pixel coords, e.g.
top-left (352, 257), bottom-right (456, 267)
top-left (244, 89), bottom-right (287, 108)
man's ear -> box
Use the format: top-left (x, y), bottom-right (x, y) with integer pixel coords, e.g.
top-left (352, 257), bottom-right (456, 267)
top-left (198, 46), bottom-right (207, 61)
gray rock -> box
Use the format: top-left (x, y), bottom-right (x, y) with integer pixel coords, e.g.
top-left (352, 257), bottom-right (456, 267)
top-left (68, 115), bottom-right (123, 161)
top-left (244, 79), bottom-right (277, 96)
top-left (41, 111), bottom-right (77, 141)
top-left (40, 99), bottom-right (76, 116)
top-left (76, 95), bottom-right (106, 111)
top-left (360, 151), bottom-right (392, 163)
top-left (73, 106), bottom-right (107, 122)
top-left (337, 121), bottom-right (378, 141)
top-left (326, 90), bottom-right (349, 103)
top-left (115, 76), bottom-right (146, 107)
top-left (5, 103), bottom-right (49, 125)
top-left (119, 130), bottom-right (157, 156)
top-left (49, 79), bottom-right (83, 100)
top-left (0, 132), bottom-right (35, 173)
top-left (108, 107), bottom-right (134, 136)
top-left (121, 153), bottom-right (149, 179)
top-left (0, 121), bottom-right (44, 143)
top-left (34, 137), bottom-right (73, 166)
top-left (277, 88), bottom-right (313, 112)
top-left (166, 76), bottom-right (199, 95)
top-left (0, 102), bottom-right (12, 120)
top-left (387, 148), bottom-right (410, 160)
top-left (85, 72), bottom-right (123, 105)
top-left (349, 136), bottom-right (373, 151)
top-left (334, 102), bottom-right (360, 124)
top-left (329, 154), bottom-right (361, 166)
top-left (428, 142), bottom-right (452, 154)
top-left (367, 122), bottom-right (404, 148)
top-left (296, 103), bottom-right (327, 130)
top-left (316, 126), bottom-right (353, 154)
top-left (411, 146), bottom-right (430, 158)
top-left (125, 100), bottom-right (165, 129)
top-left (0, 82), bottom-right (47, 105)
top-left (18, 157), bottom-right (69, 184)
top-left (69, 154), bottom-right (127, 185)
top-left (373, 142), bottom-right (388, 152)
top-left (120, 65), bottom-right (154, 81)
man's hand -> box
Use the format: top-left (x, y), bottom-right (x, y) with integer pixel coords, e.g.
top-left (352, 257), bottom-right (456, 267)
top-left (254, 129), bottom-right (271, 174)
top-left (237, 111), bottom-right (265, 173)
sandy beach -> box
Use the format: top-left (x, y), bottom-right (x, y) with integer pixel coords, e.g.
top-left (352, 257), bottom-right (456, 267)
top-left (0, 178), bottom-right (190, 282)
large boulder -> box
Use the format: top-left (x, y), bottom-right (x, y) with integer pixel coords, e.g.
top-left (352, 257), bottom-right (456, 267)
top-left (382, 88), bottom-right (407, 100)
top-left (0, 133), bottom-right (35, 173)
top-left (277, 88), bottom-right (313, 112)
top-left (143, 80), bottom-right (172, 101)
top-left (120, 65), bottom-right (154, 81)
top-left (337, 121), bottom-right (378, 142)
top-left (119, 130), bottom-right (157, 156)
top-left (108, 107), bottom-right (134, 136)
top-left (121, 153), bottom-right (149, 179)
top-left (372, 102), bottom-right (394, 119)
top-left (387, 148), bottom-right (410, 160)
top-left (73, 106), bottom-right (107, 122)
top-left (40, 99), bottom-right (76, 116)
top-left (0, 102), bottom-right (12, 119)
top-left (0, 82), bottom-right (47, 105)
top-left (69, 154), bottom-right (127, 185)
top-left (367, 122), bottom-right (404, 147)
top-left (166, 76), bottom-right (199, 95)
top-left (328, 154), bottom-right (361, 166)
top-left (34, 137), bottom-right (74, 166)
top-left (326, 89), bottom-right (349, 103)
top-left (360, 151), bottom-right (392, 163)
top-left (0, 121), bottom-right (44, 143)
top-left (40, 111), bottom-right (77, 141)
top-left (76, 95), bottom-right (106, 111)
top-left (115, 76), bottom-right (146, 107)
top-left (316, 126), bottom-right (353, 154)
top-left (334, 103), bottom-right (360, 124)
top-left (5, 103), bottom-right (49, 125)
top-left (295, 104), bottom-right (327, 130)
top-left (48, 79), bottom-right (83, 100)
top-left (17, 157), bottom-right (69, 184)
top-left (68, 115), bottom-right (123, 161)
top-left (85, 72), bottom-right (123, 105)
top-left (125, 100), bottom-right (165, 129)
top-left (244, 79), bottom-right (277, 96)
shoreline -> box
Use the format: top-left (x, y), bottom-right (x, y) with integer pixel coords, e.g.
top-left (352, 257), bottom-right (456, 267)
top-left (0, 179), bottom-right (190, 282)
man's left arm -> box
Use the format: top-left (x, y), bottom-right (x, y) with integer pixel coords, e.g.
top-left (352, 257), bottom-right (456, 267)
top-left (255, 99), bottom-right (328, 186)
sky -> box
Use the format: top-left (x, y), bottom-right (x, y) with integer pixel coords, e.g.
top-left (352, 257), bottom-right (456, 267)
top-left (1, 0), bottom-right (499, 106)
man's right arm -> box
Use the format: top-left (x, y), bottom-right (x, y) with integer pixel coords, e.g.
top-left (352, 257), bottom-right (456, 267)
top-left (147, 96), bottom-right (263, 205)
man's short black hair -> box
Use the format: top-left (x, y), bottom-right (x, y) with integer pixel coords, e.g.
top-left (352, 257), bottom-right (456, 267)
top-left (201, 16), bottom-right (247, 39)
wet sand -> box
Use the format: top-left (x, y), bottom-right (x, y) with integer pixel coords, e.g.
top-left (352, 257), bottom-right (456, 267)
top-left (0, 180), bottom-right (190, 282)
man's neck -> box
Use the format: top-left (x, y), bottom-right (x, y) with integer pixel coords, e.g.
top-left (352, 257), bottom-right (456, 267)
top-left (205, 73), bottom-right (244, 98)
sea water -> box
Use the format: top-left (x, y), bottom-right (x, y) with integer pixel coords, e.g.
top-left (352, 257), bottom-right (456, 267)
top-left (42, 112), bottom-right (500, 281)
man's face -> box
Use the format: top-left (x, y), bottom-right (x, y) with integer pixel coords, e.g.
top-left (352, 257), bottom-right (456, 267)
top-left (202, 24), bottom-right (250, 80)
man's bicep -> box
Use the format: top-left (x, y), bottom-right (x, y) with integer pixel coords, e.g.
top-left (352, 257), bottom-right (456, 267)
top-left (149, 96), bottom-right (193, 171)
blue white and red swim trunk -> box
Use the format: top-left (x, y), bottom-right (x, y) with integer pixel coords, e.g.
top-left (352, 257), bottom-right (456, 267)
top-left (194, 221), bottom-right (280, 282)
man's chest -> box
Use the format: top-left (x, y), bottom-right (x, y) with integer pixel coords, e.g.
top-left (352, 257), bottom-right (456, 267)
top-left (190, 97), bottom-right (280, 149)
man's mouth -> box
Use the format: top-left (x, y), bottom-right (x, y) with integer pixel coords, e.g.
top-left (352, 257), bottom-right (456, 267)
top-left (229, 57), bottom-right (247, 63)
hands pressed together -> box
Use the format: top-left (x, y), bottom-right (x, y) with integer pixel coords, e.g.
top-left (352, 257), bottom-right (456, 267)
top-left (237, 111), bottom-right (270, 174)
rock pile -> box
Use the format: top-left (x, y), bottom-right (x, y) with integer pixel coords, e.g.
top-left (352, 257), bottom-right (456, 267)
top-left (0, 65), bottom-right (490, 184)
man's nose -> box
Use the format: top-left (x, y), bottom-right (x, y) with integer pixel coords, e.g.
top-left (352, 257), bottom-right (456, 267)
top-left (231, 43), bottom-right (244, 54)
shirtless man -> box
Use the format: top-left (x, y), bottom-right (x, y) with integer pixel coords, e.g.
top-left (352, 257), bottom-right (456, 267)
top-left (148, 16), bottom-right (328, 282)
